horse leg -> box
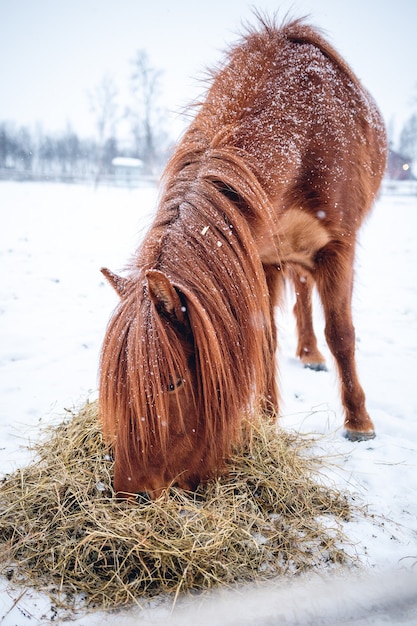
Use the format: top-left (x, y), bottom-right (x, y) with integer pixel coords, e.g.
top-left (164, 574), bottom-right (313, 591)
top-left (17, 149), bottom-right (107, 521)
top-left (314, 246), bottom-right (375, 440)
top-left (292, 269), bottom-right (327, 371)
top-left (263, 264), bottom-right (282, 415)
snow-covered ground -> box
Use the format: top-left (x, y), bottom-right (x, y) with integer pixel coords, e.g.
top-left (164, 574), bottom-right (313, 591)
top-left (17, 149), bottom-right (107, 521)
top-left (1, 181), bottom-right (416, 624)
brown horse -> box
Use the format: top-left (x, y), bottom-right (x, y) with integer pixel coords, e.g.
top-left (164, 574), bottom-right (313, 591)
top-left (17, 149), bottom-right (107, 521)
top-left (99, 17), bottom-right (387, 499)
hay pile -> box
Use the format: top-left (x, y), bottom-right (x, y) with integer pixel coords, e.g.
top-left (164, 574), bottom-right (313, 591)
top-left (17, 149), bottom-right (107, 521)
top-left (0, 400), bottom-right (355, 611)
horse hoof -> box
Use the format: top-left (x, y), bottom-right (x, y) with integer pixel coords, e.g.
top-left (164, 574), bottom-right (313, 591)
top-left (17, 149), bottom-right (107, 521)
top-left (343, 429), bottom-right (376, 442)
top-left (304, 362), bottom-right (328, 372)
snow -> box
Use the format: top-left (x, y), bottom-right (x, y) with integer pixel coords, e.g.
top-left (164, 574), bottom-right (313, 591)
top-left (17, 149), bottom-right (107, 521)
top-left (112, 157), bottom-right (143, 168)
top-left (1, 181), bottom-right (417, 624)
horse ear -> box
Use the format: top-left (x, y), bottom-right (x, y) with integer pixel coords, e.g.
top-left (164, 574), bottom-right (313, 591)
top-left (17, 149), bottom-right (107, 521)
top-left (146, 269), bottom-right (185, 324)
top-left (101, 267), bottom-right (129, 299)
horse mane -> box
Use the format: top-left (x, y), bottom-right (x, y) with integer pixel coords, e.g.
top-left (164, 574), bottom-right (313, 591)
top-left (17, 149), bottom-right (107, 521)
top-left (100, 137), bottom-right (277, 480)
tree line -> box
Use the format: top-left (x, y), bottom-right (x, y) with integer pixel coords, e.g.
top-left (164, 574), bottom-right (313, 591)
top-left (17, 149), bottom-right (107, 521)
top-left (1, 49), bottom-right (416, 184)
top-left (398, 113), bottom-right (417, 165)
top-left (0, 50), bottom-right (173, 185)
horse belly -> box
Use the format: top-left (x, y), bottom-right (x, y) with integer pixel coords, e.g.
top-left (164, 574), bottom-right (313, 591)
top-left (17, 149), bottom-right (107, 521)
top-left (257, 207), bottom-right (331, 268)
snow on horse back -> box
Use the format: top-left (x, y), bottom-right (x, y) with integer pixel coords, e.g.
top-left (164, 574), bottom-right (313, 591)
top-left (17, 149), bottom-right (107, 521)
top-left (99, 16), bottom-right (387, 499)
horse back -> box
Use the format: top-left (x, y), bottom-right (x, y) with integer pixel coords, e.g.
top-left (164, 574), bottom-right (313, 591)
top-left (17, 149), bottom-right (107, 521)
top-left (189, 18), bottom-right (387, 245)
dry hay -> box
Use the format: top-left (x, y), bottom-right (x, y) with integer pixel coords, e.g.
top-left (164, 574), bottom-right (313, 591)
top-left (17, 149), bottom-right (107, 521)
top-left (0, 400), bottom-right (357, 612)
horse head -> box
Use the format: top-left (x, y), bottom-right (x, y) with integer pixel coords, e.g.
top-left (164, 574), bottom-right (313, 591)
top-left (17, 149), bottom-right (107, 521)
top-left (100, 267), bottom-right (207, 499)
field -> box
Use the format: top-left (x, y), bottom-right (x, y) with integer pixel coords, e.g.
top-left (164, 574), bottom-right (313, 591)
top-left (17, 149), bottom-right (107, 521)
top-left (1, 181), bottom-right (416, 624)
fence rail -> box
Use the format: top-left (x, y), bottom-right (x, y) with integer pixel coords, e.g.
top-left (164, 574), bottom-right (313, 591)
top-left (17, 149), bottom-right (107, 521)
top-left (0, 168), bottom-right (159, 188)
top-left (1, 169), bottom-right (416, 195)
top-left (381, 179), bottom-right (417, 196)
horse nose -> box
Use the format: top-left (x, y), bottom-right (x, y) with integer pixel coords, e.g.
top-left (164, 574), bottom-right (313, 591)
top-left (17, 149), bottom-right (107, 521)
top-left (135, 491), bottom-right (151, 504)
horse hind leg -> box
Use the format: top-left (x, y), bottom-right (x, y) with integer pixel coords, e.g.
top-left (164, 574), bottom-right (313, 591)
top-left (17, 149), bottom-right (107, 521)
top-left (314, 246), bottom-right (375, 441)
top-left (292, 269), bottom-right (327, 371)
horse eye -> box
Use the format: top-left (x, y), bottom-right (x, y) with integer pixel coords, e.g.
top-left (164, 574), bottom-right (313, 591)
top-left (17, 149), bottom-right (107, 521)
top-left (168, 377), bottom-right (184, 392)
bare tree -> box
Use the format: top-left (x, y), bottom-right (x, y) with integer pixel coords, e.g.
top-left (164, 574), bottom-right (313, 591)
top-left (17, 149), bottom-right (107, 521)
top-left (89, 74), bottom-right (119, 185)
top-left (399, 114), bottom-right (417, 164)
top-left (129, 50), bottom-right (165, 174)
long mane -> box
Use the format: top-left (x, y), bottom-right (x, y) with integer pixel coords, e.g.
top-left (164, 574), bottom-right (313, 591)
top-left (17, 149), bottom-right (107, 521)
top-left (100, 135), bottom-right (277, 480)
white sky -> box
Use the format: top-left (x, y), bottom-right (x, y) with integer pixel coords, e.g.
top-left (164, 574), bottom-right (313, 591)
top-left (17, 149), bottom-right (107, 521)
top-left (1, 0), bottom-right (416, 144)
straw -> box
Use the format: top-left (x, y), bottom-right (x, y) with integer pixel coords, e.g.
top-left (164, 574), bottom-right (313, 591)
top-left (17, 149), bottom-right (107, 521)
top-left (0, 400), bottom-right (356, 612)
